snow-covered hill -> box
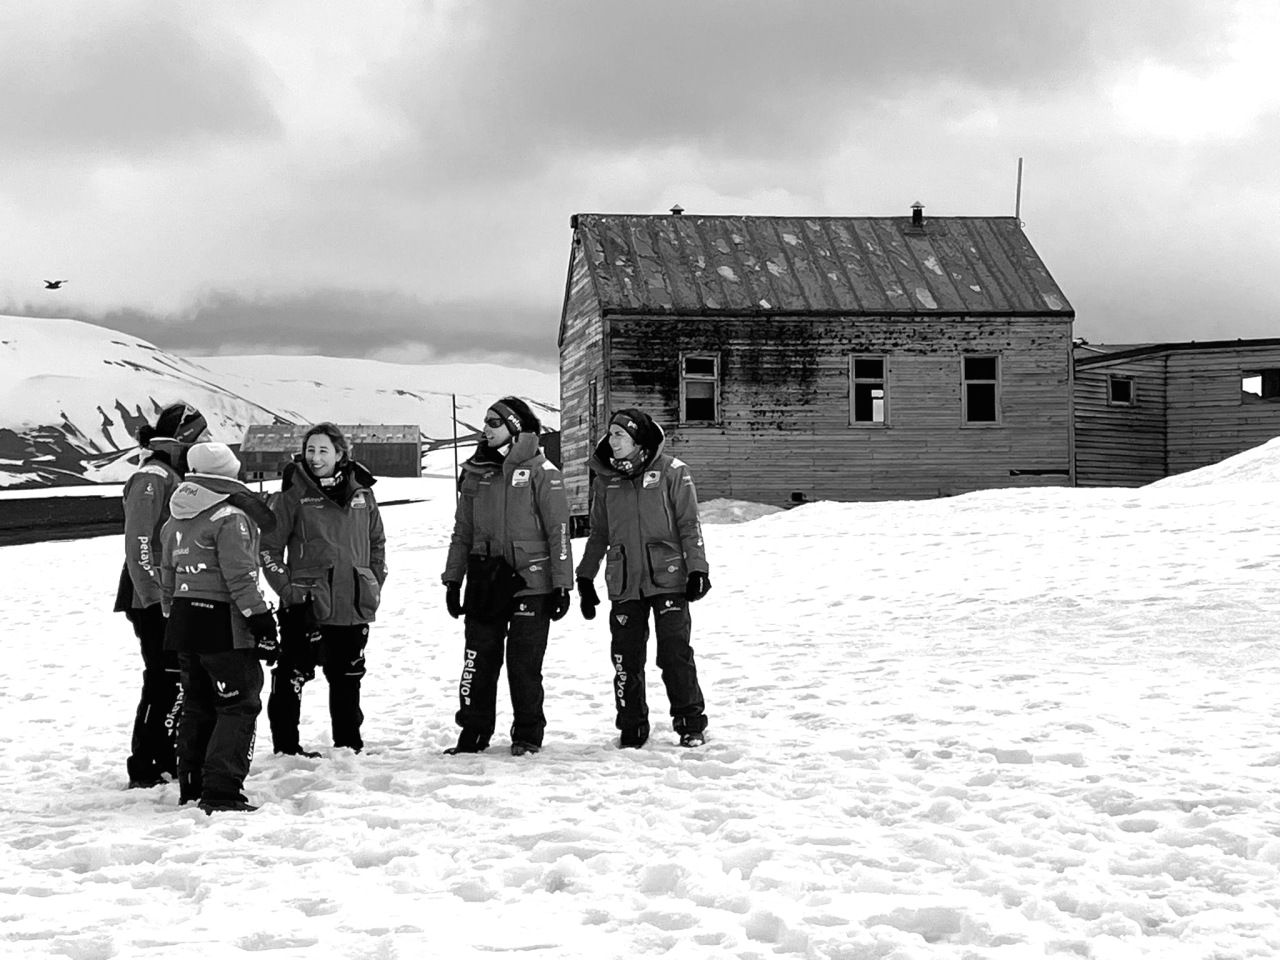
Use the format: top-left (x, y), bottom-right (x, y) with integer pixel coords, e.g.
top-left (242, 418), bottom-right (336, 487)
top-left (0, 315), bottom-right (558, 488)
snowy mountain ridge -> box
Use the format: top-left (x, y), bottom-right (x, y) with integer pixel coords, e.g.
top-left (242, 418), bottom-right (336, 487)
top-left (0, 314), bottom-right (558, 488)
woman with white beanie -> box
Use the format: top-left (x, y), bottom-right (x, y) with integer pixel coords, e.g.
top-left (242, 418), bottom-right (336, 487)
top-left (160, 441), bottom-right (278, 813)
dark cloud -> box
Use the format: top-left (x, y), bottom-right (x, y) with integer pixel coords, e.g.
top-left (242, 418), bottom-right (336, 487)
top-left (3, 288), bottom-right (560, 365)
top-left (0, 1), bottom-right (280, 154)
top-left (368, 0), bottom-right (1230, 181)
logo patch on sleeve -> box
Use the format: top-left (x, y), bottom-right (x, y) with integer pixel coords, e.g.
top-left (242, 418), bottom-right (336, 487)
top-left (643, 471), bottom-right (661, 488)
top-left (512, 469), bottom-right (531, 487)
top-left (352, 492), bottom-right (367, 508)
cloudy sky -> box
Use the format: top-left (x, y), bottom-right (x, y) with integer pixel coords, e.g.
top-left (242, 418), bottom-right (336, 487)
top-left (2, 0), bottom-right (1278, 370)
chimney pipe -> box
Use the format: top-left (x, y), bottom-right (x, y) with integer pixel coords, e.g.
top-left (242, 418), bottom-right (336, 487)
top-left (911, 201), bottom-right (924, 228)
top-left (670, 204), bottom-right (684, 216)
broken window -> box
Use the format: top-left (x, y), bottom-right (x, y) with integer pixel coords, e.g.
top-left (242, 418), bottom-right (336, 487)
top-left (850, 355), bottom-right (887, 424)
top-left (681, 353), bottom-right (719, 422)
top-left (1241, 369), bottom-right (1280, 402)
top-left (1108, 375), bottom-right (1135, 405)
top-left (963, 355), bottom-right (1000, 423)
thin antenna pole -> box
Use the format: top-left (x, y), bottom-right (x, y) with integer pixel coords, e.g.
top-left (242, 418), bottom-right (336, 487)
top-left (452, 393), bottom-right (459, 503)
top-left (1015, 157), bottom-right (1024, 223)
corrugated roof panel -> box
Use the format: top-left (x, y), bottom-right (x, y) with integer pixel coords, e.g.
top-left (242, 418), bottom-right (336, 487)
top-left (696, 218), bottom-right (759, 311)
top-left (573, 214), bottom-right (1072, 316)
top-left (241, 424), bottom-right (420, 451)
top-left (747, 218), bottom-right (809, 311)
top-left (822, 220), bottom-right (880, 312)
top-left (774, 217), bottom-right (833, 310)
top-left (849, 220), bottom-right (913, 311)
top-left (800, 218), bottom-right (858, 312)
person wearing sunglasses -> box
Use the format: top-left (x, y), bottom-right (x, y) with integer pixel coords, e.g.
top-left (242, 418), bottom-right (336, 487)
top-left (441, 396), bottom-right (572, 756)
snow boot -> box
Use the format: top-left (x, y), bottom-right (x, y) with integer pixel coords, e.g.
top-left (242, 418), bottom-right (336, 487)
top-left (619, 728), bottom-right (648, 749)
top-left (198, 792), bottom-right (257, 814)
top-left (678, 732), bottom-right (706, 748)
top-left (510, 741), bottom-right (540, 756)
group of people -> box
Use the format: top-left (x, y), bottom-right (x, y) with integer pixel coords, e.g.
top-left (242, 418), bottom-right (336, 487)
top-left (116, 395), bottom-right (713, 814)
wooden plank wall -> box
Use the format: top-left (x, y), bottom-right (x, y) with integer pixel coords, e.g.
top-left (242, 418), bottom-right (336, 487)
top-left (1073, 355), bottom-right (1167, 486)
top-left (558, 240), bottom-right (606, 516)
top-left (1165, 346), bottom-right (1280, 475)
top-left (604, 315), bottom-right (1073, 505)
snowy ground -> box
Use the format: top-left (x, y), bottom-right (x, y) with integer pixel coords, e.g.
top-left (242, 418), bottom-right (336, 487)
top-left (2, 460), bottom-right (1280, 958)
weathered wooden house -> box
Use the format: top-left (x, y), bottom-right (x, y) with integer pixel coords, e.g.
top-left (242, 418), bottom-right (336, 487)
top-left (1074, 338), bottom-right (1280, 486)
top-left (240, 424), bottom-right (422, 480)
top-left (558, 207), bottom-right (1075, 525)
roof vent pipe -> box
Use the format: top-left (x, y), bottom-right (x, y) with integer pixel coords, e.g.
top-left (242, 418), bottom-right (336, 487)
top-left (911, 201), bottom-right (924, 228)
top-left (670, 204), bottom-right (684, 216)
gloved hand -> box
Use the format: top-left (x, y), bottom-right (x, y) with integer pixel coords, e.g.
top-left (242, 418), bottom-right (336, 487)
top-left (550, 588), bottom-right (571, 622)
top-left (685, 571), bottom-right (712, 602)
top-left (445, 581), bottom-right (463, 619)
top-left (247, 612), bottom-right (279, 664)
top-left (576, 577), bottom-right (599, 620)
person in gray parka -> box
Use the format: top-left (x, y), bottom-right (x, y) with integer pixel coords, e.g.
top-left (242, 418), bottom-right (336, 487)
top-left (441, 396), bottom-right (573, 757)
top-left (259, 423), bottom-right (387, 756)
top-left (575, 409), bottom-right (711, 749)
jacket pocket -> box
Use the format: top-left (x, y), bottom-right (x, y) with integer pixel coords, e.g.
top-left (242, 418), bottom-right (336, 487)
top-left (604, 544), bottom-right (627, 599)
top-left (354, 566), bottom-right (381, 621)
top-left (512, 540), bottom-right (552, 594)
top-left (290, 567), bottom-right (334, 622)
top-left (646, 540), bottom-right (687, 591)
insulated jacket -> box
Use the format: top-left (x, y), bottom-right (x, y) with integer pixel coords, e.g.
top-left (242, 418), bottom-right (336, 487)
top-left (160, 474), bottom-right (275, 650)
top-left (576, 414), bottom-right (709, 602)
top-left (259, 459), bottom-right (388, 626)
top-left (116, 451), bottom-right (183, 610)
top-left (442, 432), bottom-right (573, 595)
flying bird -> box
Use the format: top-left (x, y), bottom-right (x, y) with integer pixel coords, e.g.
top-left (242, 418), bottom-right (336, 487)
top-left (43, 279), bottom-right (68, 289)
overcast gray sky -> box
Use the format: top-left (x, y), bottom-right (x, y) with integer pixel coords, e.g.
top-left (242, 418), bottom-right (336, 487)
top-left (2, 0), bottom-right (1277, 370)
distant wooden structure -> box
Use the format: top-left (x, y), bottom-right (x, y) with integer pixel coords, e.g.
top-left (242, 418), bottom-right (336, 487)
top-left (558, 207), bottom-right (1075, 525)
top-left (240, 424), bottom-right (422, 480)
top-left (1074, 338), bottom-right (1280, 486)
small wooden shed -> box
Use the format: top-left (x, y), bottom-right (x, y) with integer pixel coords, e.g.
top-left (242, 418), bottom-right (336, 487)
top-left (240, 424), bottom-right (422, 480)
top-left (1074, 338), bottom-right (1280, 486)
top-left (558, 207), bottom-right (1076, 524)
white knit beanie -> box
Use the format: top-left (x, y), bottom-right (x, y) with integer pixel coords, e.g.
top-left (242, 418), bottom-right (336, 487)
top-left (188, 442), bottom-right (241, 480)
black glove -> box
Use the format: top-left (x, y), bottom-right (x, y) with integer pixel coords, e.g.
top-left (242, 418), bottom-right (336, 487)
top-left (577, 577), bottom-right (599, 620)
top-left (550, 588), bottom-right (571, 622)
top-left (685, 571), bottom-right (711, 603)
top-left (247, 612), bottom-right (279, 664)
top-left (445, 581), bottom-right (463, 619)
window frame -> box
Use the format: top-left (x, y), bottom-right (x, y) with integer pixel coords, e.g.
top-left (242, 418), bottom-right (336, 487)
top-left (961, 354), bottom-right (1002, 426)
top-left (1241, 368), bottom-right (1280, 403)
top-left (1107, 374), bottom-right (1135, 406)
top-left (848, 354), bottom-right (889, 427)
top-left (679, 351), bottom-right (721, 424)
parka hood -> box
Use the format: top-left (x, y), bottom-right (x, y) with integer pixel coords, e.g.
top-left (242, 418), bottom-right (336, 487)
top-left (587, 410), bottom-right (666, 477)
top-left (462, 431), bottom-right (543, 474)
top-left (282, 457), bottom-right (377, 493)
top-left (169, 475), bottom-right (277, 532)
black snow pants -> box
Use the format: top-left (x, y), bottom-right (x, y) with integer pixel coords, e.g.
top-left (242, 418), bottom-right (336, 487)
top-left (267, 616), bottom-right (369, 753)
top-left (454, 593), bottom-right (553, 750)
top-left (609, 594), bottom-right (707, 740)
top-left (126, 605), bottom-right (182, 783)
top-left (177, 650), bottom-right (263, 805)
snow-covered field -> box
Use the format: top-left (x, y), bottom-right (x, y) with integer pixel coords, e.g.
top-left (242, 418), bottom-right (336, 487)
top-left (2, 451), bottom-right (1280, 958)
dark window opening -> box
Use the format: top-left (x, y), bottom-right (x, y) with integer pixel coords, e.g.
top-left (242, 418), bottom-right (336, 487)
top-left (1108, 375), bottom-right (1134, 405)
top-left (963, 356), bottom-right (999, 423)
top-left (684, 380), bottom-right (716, 421)
top-left (681, 353), bottom-right (719, 422)
top-left (851, 355), bottom-right (887, 424)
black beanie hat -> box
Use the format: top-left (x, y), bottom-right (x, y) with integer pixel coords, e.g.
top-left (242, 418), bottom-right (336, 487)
top-left (491, 396), bottom-right (541, 435)
top-left (152, 402), bottom-right (207, 444)
top-left (609, 411), bottom-right (643, 444)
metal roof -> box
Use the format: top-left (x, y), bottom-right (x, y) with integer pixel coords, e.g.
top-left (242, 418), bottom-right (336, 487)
top-left (241, 424), bottom-right (420, 452)
top-left (1074, 338), bottom-right (1280, 368)
top-left (573, 213), bottom-right (1072, 318)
